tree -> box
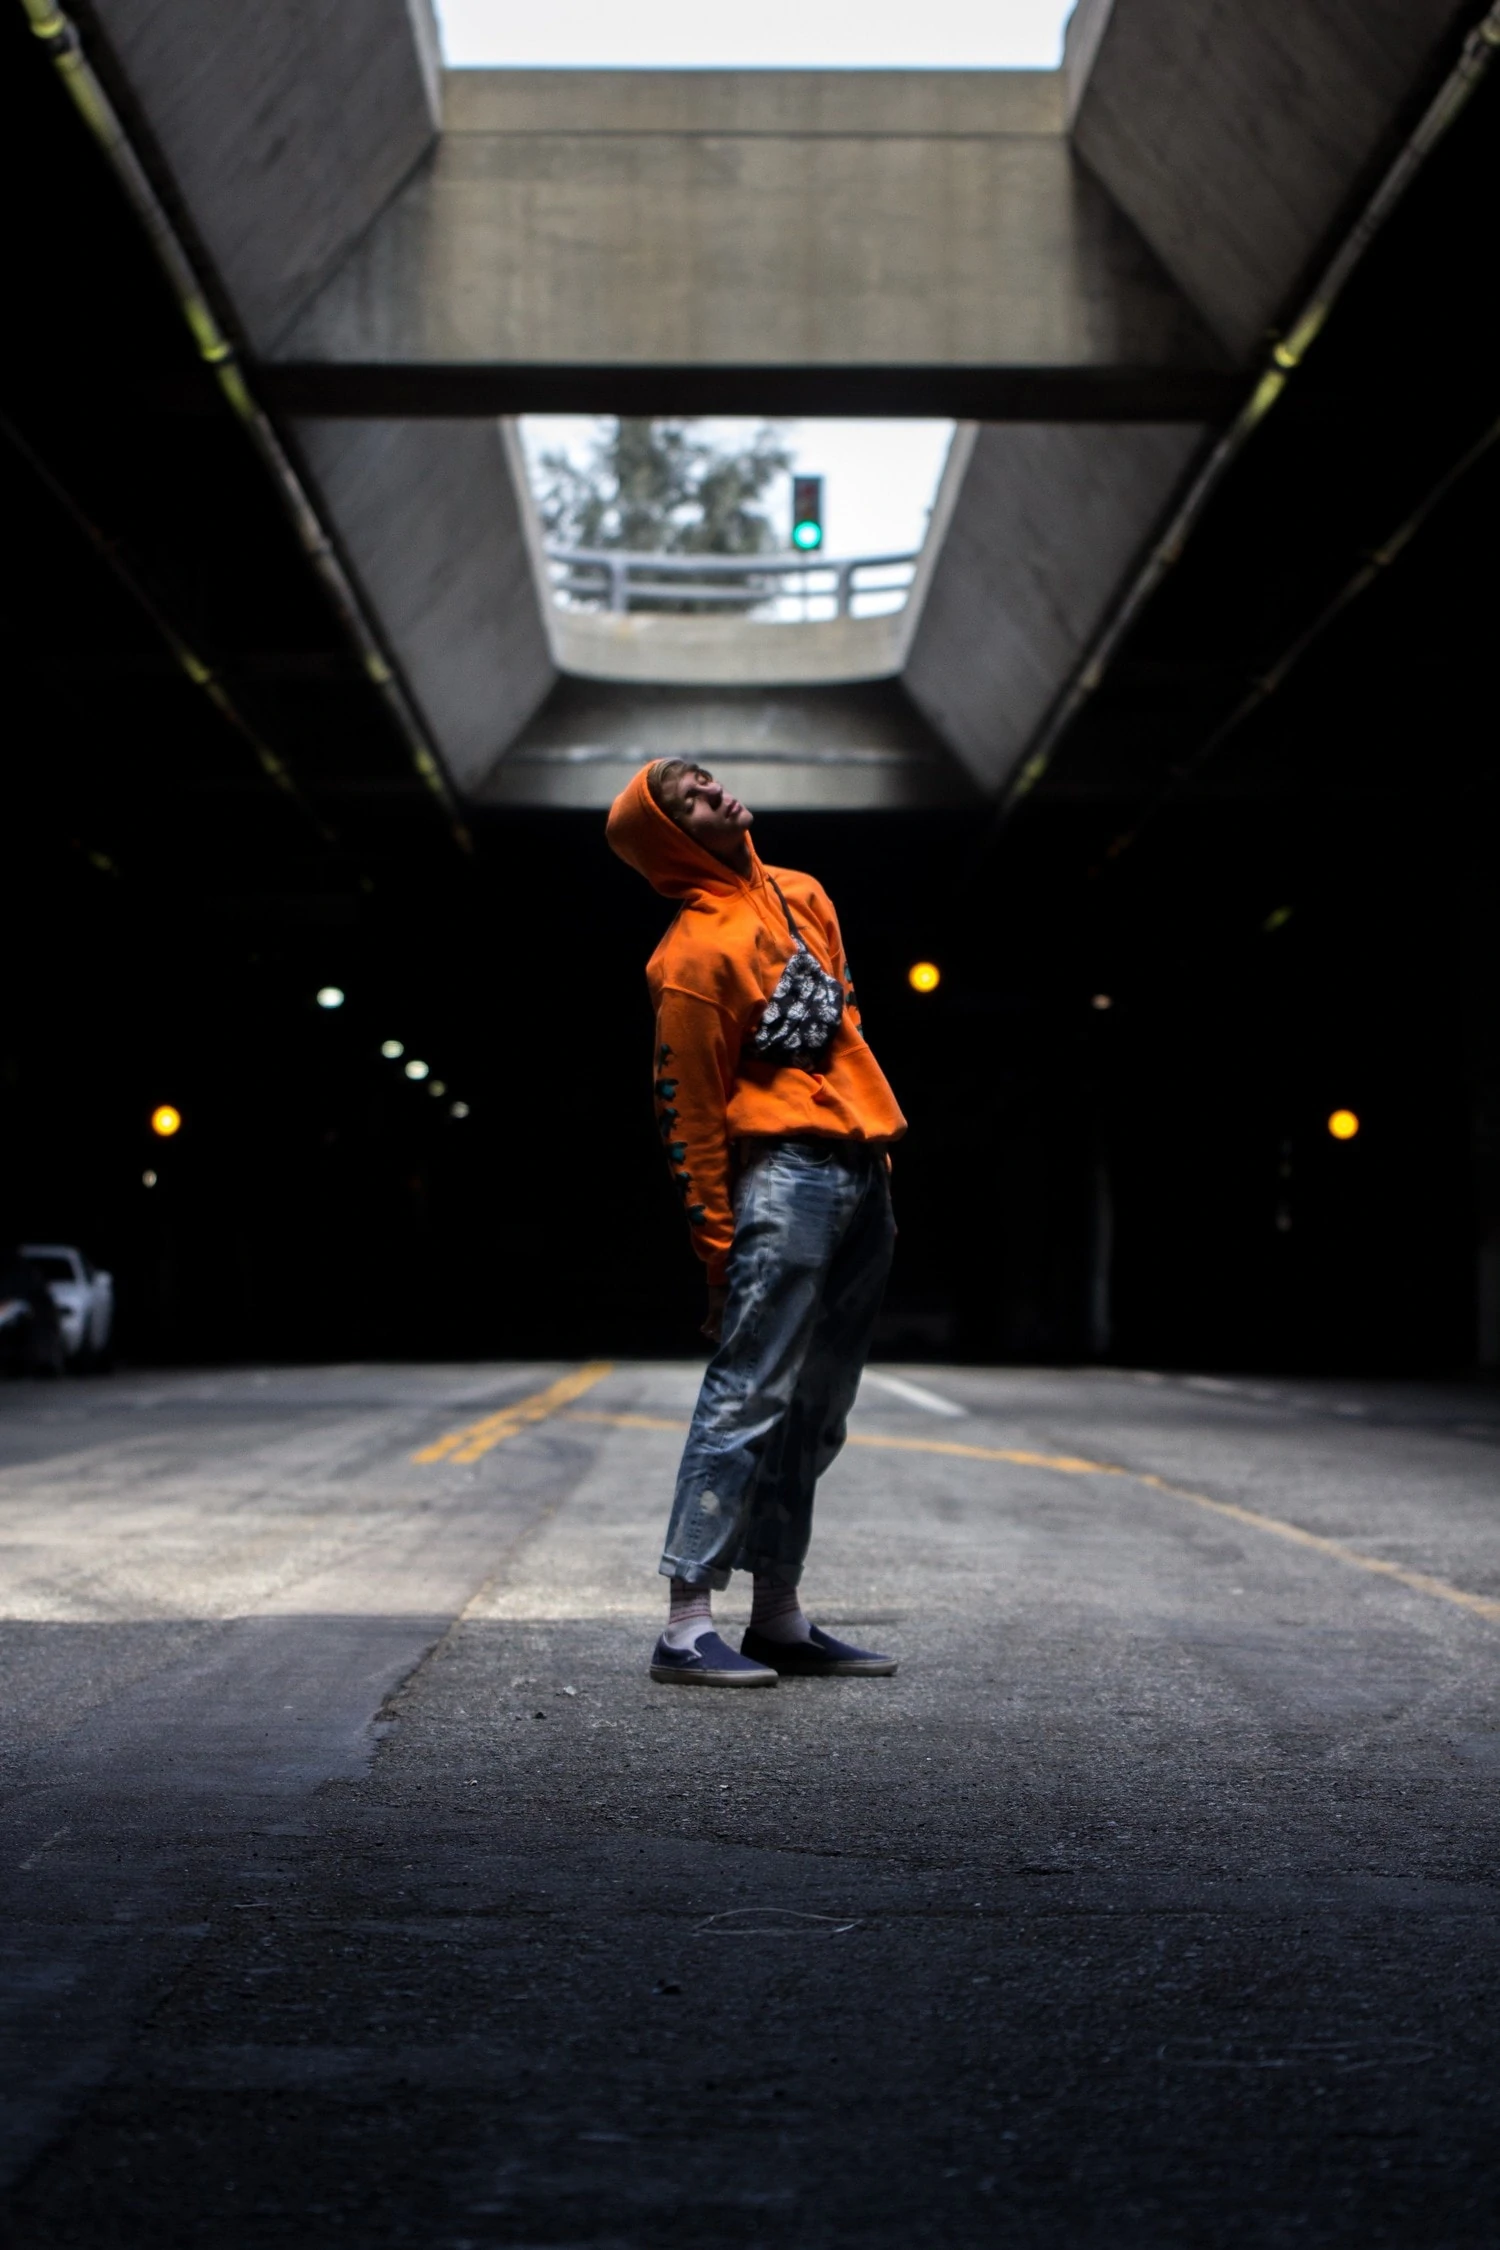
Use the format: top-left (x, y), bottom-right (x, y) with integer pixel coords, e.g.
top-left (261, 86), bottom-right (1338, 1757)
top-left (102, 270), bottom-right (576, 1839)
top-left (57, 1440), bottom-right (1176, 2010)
top-left (535, 418), bottom-right (793, 612)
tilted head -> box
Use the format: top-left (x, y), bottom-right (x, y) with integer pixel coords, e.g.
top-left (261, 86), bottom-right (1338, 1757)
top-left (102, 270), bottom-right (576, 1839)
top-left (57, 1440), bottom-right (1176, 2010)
top-left (647, 760), bottom-right (753, 865)
top-left (604, 760), bottom-right (757, 897)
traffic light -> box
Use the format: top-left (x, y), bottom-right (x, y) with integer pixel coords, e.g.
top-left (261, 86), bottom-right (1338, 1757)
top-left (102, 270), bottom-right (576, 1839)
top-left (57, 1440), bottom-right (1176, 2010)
top-left (791, 475), bottom-right (824, 551)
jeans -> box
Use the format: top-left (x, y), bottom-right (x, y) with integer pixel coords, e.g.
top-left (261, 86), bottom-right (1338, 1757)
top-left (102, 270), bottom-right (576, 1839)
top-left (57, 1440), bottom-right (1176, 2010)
top-left (660, 1138), bottom-right (896, 1590)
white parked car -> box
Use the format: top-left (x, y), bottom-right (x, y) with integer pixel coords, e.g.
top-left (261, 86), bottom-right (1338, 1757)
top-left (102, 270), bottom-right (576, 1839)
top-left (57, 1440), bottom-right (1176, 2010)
top-left (20, 1245), bottom-right (114, 1368)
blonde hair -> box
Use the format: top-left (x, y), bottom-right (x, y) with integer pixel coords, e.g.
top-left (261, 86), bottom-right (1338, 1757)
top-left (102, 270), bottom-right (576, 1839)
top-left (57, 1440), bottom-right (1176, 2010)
top-left (646, 757), bottom-right (695, 813)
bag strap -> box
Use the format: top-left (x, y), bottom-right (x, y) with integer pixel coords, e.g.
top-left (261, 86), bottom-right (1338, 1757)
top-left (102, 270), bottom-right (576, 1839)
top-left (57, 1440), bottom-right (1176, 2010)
top-left (765, 874), bottom-right (804, 947)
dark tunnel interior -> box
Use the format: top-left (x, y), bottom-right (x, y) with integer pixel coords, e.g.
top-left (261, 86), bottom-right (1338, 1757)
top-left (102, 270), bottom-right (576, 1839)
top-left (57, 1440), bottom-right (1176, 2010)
top-left (2, 1), bottom-right (1497, 1381)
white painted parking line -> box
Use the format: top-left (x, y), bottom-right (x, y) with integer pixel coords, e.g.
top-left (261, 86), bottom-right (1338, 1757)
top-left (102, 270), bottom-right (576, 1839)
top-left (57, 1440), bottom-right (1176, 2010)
top-left (861, 1371), bottom-right (966, 1417)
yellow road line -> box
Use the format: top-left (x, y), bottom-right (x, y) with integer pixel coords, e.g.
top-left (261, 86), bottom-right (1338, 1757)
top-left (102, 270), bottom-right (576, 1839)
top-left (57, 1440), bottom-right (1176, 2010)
top-left (567, 1409), bottom-right (687, 1434)
top-left (413, 1363), bottom-right (613, 1465)
top-left (1121, 1468), bottom-right (1500, 1622)
top-left (847, 1431), bottom-right (1106, 1474)
top-left (570, 1413), bottom-right (1113, 1477)
top-left (560, 1408), bottom-right (1500, 1625)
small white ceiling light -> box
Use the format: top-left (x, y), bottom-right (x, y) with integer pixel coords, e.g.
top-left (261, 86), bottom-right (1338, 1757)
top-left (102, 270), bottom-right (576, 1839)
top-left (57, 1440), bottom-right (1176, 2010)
top-left (429, 1081), bottom-right (447, 1097)
top-left (450, 1101), bottom-right (470, 1119)
top-left (405, 1059), bottom-right (429, 1080)
top-left (381, 1040), bottom-right (404, 1059)
top-left (316, 986), bottom-right (345, 1009)
top-left (1091, 993), bottom-right (1113, 1010)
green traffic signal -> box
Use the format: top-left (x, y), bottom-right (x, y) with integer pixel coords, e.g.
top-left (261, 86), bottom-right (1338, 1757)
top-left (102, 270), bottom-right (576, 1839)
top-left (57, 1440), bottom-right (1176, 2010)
top-left (791, 474), bottom-right (823, 551)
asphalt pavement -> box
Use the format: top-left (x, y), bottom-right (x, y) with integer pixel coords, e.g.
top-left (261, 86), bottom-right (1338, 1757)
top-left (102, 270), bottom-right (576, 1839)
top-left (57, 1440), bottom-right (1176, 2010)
top-left (1, 1358), bottom-right (1498, 2247)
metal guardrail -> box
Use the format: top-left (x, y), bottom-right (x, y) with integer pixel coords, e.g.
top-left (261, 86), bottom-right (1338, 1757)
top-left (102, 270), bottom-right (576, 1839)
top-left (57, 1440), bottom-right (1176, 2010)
top-left (545, 546), bottom-right (919, 619)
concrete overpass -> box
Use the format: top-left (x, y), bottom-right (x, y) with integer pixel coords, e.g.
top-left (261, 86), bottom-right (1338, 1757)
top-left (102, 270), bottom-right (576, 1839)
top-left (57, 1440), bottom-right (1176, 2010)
top-left (71, 0), bottom-right (1480, 804)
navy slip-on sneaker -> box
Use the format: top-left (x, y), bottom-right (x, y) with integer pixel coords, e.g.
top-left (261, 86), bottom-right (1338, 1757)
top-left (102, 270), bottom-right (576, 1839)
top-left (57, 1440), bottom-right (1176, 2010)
top-left (649, 1630), bottom-right (778, 1688)
top-left (739, 1623), bottom-right (898, 1677)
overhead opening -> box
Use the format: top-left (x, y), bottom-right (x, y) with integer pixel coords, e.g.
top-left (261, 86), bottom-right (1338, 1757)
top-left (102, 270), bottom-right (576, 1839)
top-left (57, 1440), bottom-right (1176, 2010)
top-left (436, 0), bottom-right (1075, 70)
top-left (491, 415), bottom-right (977, 798)
top-left (516, 417), bottom-right (955, 638)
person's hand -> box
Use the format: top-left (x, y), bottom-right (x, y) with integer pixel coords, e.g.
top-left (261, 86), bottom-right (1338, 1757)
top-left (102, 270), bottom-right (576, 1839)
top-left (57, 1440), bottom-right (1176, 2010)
top-left (701, 1285), bottom-right (728, 1343)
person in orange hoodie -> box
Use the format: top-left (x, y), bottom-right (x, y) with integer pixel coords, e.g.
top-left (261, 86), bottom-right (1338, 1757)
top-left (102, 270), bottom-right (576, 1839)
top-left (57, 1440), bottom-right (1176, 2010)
top-left (606, 757), bottom-right (907, 1687)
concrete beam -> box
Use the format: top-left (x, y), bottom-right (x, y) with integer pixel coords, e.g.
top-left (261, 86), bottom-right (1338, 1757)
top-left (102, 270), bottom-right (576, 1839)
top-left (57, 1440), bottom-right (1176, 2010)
top-left (901, 422), bottom-right (1204, 794)
top-left (480, 677), bottom-right (972, 810)
top-left (292, 421), bottom-right (555, 794)
top-left (270, 67), bottom-right (1228, 412)
top-left (260, 364), bottom-right (1239, 422)
top-left (83, 0), bottom-right (442, 350)
top-left (1068, 0), bottom-right (1473, 358)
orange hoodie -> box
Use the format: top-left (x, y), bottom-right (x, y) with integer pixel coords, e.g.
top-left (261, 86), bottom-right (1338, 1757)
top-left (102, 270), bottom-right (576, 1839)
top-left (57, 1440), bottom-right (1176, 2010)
top-left (606, 764), bottom-right (907, 1286)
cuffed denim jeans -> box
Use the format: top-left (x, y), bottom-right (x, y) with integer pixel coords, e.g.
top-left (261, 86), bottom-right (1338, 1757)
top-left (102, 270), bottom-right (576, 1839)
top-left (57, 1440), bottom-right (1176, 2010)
top-left (660, 1137), bottom-right (896, 1590)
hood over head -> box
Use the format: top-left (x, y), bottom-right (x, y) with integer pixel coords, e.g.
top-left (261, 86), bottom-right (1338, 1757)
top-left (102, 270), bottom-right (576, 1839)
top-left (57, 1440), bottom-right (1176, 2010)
top-left (605, 762), bottom-right (756, 901)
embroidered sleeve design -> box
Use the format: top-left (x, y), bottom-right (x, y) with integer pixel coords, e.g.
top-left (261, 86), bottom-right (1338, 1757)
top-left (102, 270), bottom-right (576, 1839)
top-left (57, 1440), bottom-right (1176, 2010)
top-left (651, 997), bottom-right (736, 1281)
top-left (652, 1057), bottom-right (694, 1217)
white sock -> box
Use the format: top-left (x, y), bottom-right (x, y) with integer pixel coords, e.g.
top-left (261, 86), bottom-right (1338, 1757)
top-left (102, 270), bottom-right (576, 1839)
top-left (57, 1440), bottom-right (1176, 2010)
top-left (661, 1578), bottom-right (714, 1651)
top-left (750, 1575), bottom-right (813, 1644)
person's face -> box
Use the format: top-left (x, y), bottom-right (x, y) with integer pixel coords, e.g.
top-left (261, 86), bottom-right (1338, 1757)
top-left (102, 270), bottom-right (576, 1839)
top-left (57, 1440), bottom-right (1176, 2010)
top-left (660, 765), bottom-right (754, 860)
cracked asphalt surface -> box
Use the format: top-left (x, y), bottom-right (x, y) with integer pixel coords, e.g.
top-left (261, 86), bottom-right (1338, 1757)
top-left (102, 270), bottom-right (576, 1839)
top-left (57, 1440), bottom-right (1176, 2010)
top-left (1, 1359), bottom-right (1498, 2246)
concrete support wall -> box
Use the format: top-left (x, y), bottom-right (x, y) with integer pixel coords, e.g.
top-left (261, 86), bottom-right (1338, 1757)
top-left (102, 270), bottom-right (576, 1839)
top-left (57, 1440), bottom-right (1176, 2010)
top-left (84, 0), bottom-right (442, 349)
top-left (293, 421), bottom-right (554, 793)
top-left (902, 423), bottom-right (1203, 793)
top-left (549, 610), bottom-right (907, 689)
top-left (276, 68), bottom-right (1223, 382)
top-left (1069, 0), bottom-right (1472, 357)
top-left (481, 677), bottom-right (969, 810)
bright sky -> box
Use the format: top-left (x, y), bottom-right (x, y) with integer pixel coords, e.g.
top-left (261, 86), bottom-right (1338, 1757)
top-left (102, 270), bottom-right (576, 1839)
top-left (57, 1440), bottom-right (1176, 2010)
top-left (437, 0), bottom-right (1073, 71)
top-left (519, 419), bottom-right (956, 562)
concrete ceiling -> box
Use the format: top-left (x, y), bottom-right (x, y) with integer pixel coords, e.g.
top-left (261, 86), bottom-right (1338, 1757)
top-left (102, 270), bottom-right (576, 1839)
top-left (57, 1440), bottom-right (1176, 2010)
top-left (79, 0), bottom-right (1477, 807)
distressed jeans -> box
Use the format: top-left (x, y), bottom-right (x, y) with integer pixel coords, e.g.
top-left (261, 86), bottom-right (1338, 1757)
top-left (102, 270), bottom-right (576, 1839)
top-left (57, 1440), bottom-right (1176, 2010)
top-left (660, 1138), bottom-right (896, 1590)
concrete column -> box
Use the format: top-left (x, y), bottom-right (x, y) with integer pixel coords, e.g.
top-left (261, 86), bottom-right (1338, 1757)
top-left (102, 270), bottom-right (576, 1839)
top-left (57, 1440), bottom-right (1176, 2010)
top-left (293, 420), bottom-right (555, 794)
top-left (902, 422), bottom-right (1204, 793)
top-left (1067, 0), bottom-right (1474, 356)
top-left (82, 0), bottom-right (443, 348)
